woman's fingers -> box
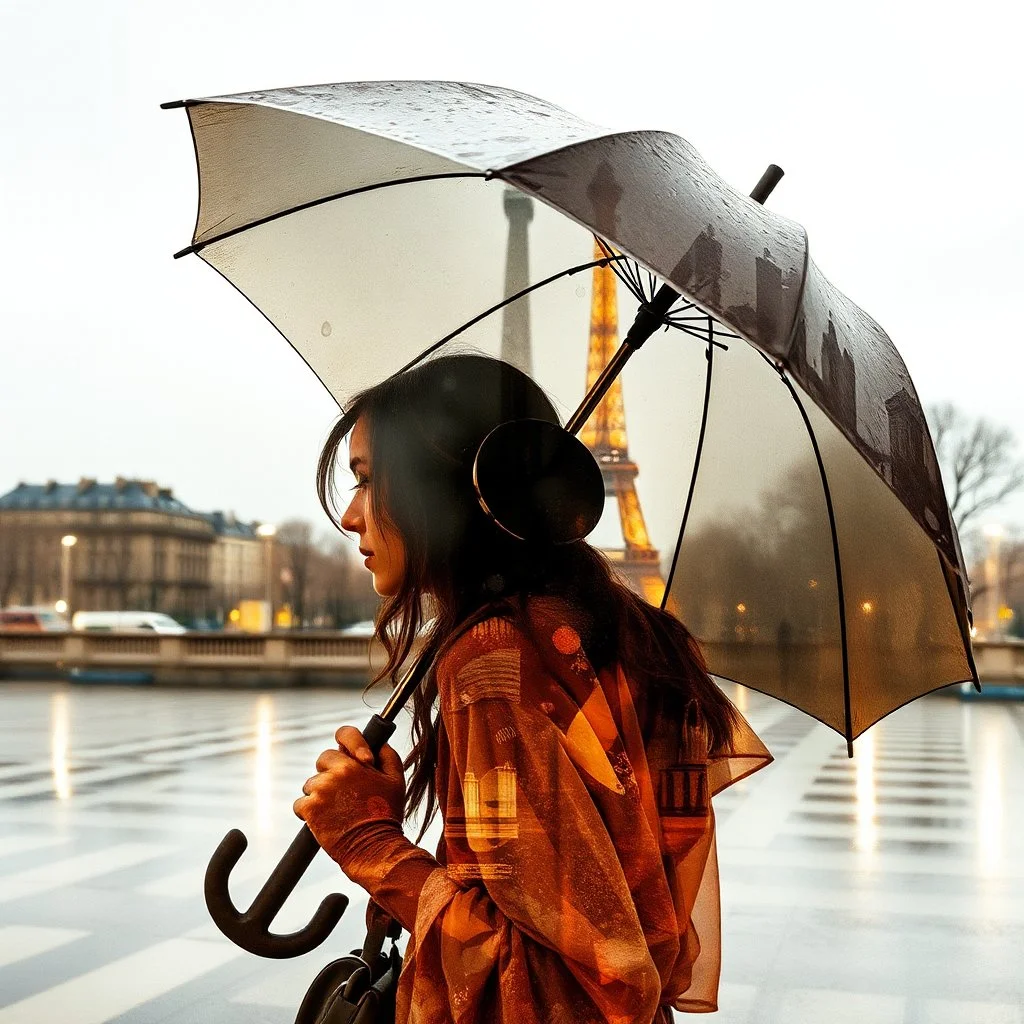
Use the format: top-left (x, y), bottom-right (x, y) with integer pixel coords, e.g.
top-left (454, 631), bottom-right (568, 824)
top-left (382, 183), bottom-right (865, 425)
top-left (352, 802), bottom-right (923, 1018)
top-left (335, 724), bottom-right (374, 764)
top-left (294, 755), bottom-right (349, 819)
top-left (315, 748), bottom-right (349, 773)
top-left (296, 735), bottom-right (405, 825)
top-left (375, 743), bottom-right (405, 782)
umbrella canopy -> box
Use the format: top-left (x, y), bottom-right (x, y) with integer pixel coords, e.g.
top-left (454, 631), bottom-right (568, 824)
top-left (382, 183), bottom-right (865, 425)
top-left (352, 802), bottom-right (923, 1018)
top-left (166, 81), bottom-right (978, 747)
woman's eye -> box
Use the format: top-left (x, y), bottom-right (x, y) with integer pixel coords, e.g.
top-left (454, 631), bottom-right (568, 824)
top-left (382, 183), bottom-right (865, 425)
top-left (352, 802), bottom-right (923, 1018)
top-left (351, 477), bottom-right (370, 491)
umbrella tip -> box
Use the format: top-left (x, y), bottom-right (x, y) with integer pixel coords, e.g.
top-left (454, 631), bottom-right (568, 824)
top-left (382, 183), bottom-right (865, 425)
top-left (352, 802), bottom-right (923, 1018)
top-left (750, 165), bottom-right (785, 205)
top-left (160, 99), bottom-right (187, 110)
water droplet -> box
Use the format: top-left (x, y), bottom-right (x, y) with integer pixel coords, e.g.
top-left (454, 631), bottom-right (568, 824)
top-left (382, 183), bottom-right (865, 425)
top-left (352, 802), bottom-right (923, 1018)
top-left (321, 321), bottom-right (332, 338)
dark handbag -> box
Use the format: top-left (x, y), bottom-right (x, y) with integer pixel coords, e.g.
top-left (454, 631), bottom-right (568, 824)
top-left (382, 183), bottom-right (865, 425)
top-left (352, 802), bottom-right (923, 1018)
top-left (293, 906), bottom-right (404, 1024)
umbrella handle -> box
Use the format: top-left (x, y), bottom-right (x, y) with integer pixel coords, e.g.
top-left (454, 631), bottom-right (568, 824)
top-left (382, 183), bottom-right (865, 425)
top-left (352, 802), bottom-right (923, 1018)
top-left (204, 712), bottom-right (397, 958)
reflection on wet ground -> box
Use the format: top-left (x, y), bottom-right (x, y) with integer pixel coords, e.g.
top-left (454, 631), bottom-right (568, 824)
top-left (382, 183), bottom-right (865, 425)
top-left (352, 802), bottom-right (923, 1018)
top-left (0, 680), bottom-right (1021, 1023)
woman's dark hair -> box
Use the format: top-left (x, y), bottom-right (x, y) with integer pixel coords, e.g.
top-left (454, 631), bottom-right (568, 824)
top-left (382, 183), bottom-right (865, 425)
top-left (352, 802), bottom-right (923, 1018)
top-left (317, 353), bottom-right (737, 841)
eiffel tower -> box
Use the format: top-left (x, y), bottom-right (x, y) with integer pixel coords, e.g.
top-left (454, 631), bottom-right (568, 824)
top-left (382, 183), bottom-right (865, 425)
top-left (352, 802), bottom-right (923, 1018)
top-left (581, 240), bottom-right (665, 605)
top-left (500, 187), bottom-right (534, 375)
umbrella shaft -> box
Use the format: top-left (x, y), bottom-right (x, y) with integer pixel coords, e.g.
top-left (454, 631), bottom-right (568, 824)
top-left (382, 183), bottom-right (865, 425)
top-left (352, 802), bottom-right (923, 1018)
top-left (566, 282), bottom-right (677, 436)
top-left (566, 340), bottom-right (636, 436)
top-left (379, 644), bottom-right (437, 721)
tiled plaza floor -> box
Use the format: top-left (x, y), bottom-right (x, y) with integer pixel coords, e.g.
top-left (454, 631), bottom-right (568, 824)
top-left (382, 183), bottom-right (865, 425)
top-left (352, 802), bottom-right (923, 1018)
top-left (0, 679), bottom-right (1021, 1023)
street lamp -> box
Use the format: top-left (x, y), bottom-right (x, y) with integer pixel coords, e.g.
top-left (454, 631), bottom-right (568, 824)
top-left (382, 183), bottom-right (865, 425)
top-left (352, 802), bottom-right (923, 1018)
top-left (59, 534), bottom-right (77, 622)
top-left (256, 523), bottom-right (276, 631)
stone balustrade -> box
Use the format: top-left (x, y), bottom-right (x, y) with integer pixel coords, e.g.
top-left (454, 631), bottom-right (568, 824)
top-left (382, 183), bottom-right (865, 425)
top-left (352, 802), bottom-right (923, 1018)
top-left (1, 631), bottom-right (1021, 691)
top-left (0, 630), bottom-right (388, 685)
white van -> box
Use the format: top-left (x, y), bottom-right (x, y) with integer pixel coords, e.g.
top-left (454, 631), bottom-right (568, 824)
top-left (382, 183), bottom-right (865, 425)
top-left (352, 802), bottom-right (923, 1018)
top-left (71, 611), bottom-right (188, 634)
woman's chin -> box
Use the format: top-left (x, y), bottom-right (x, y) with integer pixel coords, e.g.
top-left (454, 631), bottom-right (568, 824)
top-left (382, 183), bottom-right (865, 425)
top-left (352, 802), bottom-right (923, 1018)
top-left (371, 575), bottom-right (399, 598)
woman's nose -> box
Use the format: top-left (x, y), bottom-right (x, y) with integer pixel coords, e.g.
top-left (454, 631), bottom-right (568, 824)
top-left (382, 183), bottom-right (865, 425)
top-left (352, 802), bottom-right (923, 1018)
top-left (340, 494), bottom-right (363, 534)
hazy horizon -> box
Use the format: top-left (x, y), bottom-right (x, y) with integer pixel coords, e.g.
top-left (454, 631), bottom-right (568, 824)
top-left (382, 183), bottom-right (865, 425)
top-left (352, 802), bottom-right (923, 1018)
top-left (3, 0), bottom-right (1022, 552)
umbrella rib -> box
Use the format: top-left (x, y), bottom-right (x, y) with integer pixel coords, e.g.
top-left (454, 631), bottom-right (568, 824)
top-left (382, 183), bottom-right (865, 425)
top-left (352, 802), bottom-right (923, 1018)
top-left (392, 254), bottom-right (631, 377)
top-left (667, 321), bottom-right (731, 350)
top-left (173, 172), bottom-right (488, 258)
top-left (596, 238), bottom-right (647, 305)
top-left (662, 338), bottom-right (716, 604)
top-left (777, 369), bottom-right (855, 757)
top-left (596, 243), bottom-right (735, 350)
top-left (677, 326), bottom-right (730, 351)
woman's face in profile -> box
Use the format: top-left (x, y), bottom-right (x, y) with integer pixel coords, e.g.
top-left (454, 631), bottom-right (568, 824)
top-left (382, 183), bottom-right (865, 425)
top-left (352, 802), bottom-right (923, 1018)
top-left (340, 416), bottom-right (407, 597)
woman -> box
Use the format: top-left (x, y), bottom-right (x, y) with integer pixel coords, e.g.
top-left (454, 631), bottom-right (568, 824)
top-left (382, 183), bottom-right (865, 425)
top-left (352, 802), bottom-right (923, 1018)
top-left (294, 354), bottom-right (771, 1022)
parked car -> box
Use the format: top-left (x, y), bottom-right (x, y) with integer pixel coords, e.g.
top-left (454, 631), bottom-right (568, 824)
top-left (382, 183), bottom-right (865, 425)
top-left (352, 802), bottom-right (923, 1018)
top-left (71, 611), bottom-right (188, 634)
top-left (0, 606), bottom-right (69, 632)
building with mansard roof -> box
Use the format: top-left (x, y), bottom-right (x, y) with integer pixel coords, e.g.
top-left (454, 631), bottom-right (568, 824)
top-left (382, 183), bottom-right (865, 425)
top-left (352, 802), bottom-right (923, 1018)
top-left (0, 478), bottom-right (262, 622)
top-left (201, 509), bottom-right (265, 620)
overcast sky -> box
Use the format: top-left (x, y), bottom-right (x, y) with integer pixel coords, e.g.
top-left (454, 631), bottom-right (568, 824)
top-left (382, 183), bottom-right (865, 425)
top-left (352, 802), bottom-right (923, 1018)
top-left (2, 0), bottom-right (1022, 552)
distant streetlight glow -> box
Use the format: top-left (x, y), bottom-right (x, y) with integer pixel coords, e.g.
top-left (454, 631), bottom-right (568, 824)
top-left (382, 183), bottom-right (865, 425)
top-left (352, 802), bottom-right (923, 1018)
top-left (51, 692), bottom-right (72, 800)
top-left (60, 535), bottom-right (78, 620)
top-left (855, 728), bottom-right (878, 857)
top-left (254, 695), bottom-right (275, 835)
top-left (257, 524), bottom-right (277, 626)
top-left (736, 603), bottom-right (747, 614)
top-left (982, 524), bottom-right (1006, 638)
top-left (861, 601), bottom-right (874, 614)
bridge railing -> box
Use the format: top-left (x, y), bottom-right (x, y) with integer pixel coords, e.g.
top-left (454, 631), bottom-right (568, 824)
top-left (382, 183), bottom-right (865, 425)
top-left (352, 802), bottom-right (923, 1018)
top-left (969, 638), bottom-right (1024, 686)
top-left (0, 630), bottom-right (388, 684)
top-left (1, 631), bottom-right (1021, 688)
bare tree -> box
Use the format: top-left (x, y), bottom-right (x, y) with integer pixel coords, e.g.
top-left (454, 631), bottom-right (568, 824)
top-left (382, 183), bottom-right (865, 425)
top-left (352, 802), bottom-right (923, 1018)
top-left (928, 402), bottom-right (1024, 532)
top-left (276, 519), bottom-right (315, 625)
top-left (969, 527), bottom-right (1024, 602)
top-left (312, 531), bottom-right (378, 627)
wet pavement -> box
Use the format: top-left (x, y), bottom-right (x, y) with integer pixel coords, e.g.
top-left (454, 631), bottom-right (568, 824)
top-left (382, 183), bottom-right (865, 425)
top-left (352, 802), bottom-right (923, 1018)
top-left (0, 679), bottom-right (1022, 1023)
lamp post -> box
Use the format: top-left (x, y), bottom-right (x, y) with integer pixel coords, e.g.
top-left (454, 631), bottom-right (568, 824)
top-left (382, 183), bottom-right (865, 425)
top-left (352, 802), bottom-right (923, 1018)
top-left (256, 523), bottom-right (276, 631)
top-left (58, 534), bottom-right (77, 622)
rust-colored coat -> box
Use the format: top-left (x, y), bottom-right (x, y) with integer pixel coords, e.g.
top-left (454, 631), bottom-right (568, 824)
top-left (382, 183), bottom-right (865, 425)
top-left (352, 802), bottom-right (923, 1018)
top-left (355, 601), bottom-right (772, 1022)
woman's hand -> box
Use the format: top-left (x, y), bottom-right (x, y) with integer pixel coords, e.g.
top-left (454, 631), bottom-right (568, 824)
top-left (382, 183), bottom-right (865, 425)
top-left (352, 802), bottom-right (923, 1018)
top-left (294, 725), bottom-right (407, 866)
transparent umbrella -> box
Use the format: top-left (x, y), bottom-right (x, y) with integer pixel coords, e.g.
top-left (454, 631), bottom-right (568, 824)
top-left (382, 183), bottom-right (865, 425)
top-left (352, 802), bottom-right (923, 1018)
top-left (165, 80), bottom-right (978, 956)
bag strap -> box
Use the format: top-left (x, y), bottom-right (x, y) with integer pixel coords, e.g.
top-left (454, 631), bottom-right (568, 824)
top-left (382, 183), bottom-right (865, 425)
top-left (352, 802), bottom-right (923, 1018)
top-left (369, 943), bottom-right (402, 998)
top-left (361, 900), bottom-right (402, 967)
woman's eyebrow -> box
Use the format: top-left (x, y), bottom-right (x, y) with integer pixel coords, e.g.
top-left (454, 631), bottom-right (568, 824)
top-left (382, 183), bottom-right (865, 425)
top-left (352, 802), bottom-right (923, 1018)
top-left (349, 456), bottom-right (368, 473)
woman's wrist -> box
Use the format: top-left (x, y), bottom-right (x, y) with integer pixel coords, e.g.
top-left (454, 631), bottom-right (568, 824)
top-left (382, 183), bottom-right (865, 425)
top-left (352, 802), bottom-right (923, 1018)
top-left (329, 817), bottom-right (406, 877)
top-left (332, 821), bottom-right (443, 932)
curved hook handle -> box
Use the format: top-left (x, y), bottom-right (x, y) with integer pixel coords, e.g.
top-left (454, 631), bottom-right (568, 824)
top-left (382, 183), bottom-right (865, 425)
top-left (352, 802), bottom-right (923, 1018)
top-left (205, 825), bottom-right (348, 958)
top-left (204, 713), bottom-right (398, 958)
